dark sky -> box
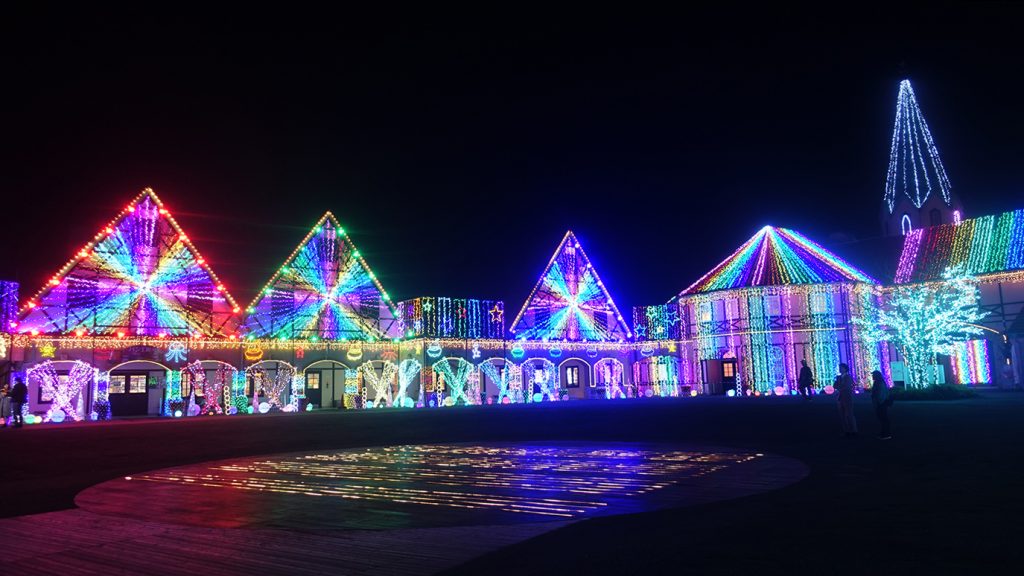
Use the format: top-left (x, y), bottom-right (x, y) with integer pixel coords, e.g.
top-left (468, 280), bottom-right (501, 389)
top-left (3, 4), bottom-right (1023, 313)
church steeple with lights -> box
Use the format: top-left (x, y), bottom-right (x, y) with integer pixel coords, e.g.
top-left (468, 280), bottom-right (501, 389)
top-left (881, 79), bottom-right (964, 236)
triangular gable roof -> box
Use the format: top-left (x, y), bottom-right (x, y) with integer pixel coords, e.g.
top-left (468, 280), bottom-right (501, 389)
top-left (18, 188), bottom-right (241, 337)
top-left (677, 226), bottom-right (877, 297)
top-left (510, 231), bottom-right (631, 341)
top-left (243, 212), bottom-right (400, 341)
top-left (895, 208), bottom-right (1024, 284)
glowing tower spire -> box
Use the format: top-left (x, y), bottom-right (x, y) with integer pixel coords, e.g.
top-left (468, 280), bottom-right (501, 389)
top-left (884, 79), bottom-right (953, 214)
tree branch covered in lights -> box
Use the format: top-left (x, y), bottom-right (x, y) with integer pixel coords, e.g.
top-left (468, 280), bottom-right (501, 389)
top-left (855, 266), bottom-right (988, 388)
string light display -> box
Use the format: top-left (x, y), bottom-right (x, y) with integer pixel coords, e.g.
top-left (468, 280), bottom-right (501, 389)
top-left (856, 266), bottom-right (988, 388)
top-left (511, 231), bottom-right (632, 341)
top-left (674, 224), bottom-right (882, 393)
top-left (433, 357), bottom-right (478, 406)
top-left (396, 359), bottom-right (422, 407)
top-left (246, 363), bottom-right (295, 411)
top-left (398, 297), bottom-right (504, 339)
top-left (896, 209), bottom-right (1024, 284)
top-left (595, 358), bottom-right (627, 399)
top-left (632, 303), bottom-right (682, 341)
top-left (27, 360), bottom-right (95, 422)
top-left (949, 339), bottom-right (992, 385)
top-left (18, 189), bottom-right (241, 337)
top-left (677, 226), bottom-right (876, 296)
top-left (884, 79), bottom-right (952, 213)
top-left (360, 360), bottom-right (397, 407)
top-left (521, 357), bottom-right (559, 402)
top-left (243, 212), bottom-right (401, 341)
top-left (0, 281), bottom-right (18, 332)
top-left (479, 360), bottom-right (524, 404)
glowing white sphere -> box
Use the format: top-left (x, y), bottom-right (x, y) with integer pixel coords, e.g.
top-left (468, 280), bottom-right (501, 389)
top-left (726, 389), bottom-right (736, 397)
top-left (258, 402), bottom-right (271, 414)
top-left (50, 409), bottom-right (66, 423)
top-left (173, 410), bottom-right (183, 418)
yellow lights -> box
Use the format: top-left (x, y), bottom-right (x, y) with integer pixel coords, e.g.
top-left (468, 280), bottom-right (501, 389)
top-left (128, 444), bottom-right (766, 520)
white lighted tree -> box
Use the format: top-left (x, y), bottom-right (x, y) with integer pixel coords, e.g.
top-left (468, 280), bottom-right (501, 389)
top-left (856, 266), bottom-right (988, 388)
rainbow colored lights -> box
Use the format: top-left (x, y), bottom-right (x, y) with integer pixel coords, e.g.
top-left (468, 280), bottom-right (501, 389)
top-left (243, 213), bottom-right (400, 340)
top-left (678, 226), bottom-right (876, 296)
top-left (18, 189), bottom-right (240, 337)
top-left (511, 231), bottom-right (631, 341)
top-left (950, 339), bottom-right (992, 385)
top-left (896, 209), bottom-right (1024, 284)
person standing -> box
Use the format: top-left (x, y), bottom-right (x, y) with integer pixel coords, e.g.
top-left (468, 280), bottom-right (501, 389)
top-left (9, 378), bottom-right (28, 428)
top-left (835, 363), bottom-right (857, 436)
top-left (798, 359), bottom-right (814, 400)
top-left (871, 370), bottom-right (893, 439)
top-left (0, 382), bottom-right (10, 427)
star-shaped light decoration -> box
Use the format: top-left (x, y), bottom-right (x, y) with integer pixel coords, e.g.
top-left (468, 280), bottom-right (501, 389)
top-left (38, 341), bottom-right (56, 358)
top-left (489, 304), bottom-right (503, 323)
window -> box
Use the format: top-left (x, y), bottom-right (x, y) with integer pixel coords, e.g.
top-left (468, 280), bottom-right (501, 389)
top-left (129, 375), bottom-right (147, 393)
top-left (726, 299), bottom-right (739, 320)
top-left (657, 363), bottom-right (668, 382)
top-left (565, 366), bottom-right (580, 388)
top-left (810, 292), bottom-right (829, 313)
top-left (533, 368), bottom-right (545, 384)
top-left (723, 363), bottom-right (735, 378)
top-left (765, 295), bottom-right (782, 316)
top-left (700, 302), bottom-right (713, 323)
top-left (306, 372), bottom-right (320, 390)
top-left (109, 375), bottom-right (126, 394)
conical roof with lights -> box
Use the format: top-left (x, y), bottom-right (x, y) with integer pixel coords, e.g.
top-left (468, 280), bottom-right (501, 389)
top-left (510, 231), bottom-right (632, 342)
top-left (677, 226), bottom-right (876, 297)
top-left (884, 79), bottom-right (953, 214)
top-left (17, 188), bottom-right (242, 337)
top-left (243, 212), bottom-right (401, 341)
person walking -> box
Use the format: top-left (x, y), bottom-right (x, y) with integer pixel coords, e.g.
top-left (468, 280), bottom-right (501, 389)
top-left (871, 370), bottom-right (893, 439)
top-left (798, 359), bottom-right (814, 400)
top-left (835, 363), bottom-right (857, 436)
top-left (9, 378), bottom-right (28, 428)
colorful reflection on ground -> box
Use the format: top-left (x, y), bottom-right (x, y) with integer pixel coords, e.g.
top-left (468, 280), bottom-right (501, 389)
top-left (76, 443), bottom-right (806, 529)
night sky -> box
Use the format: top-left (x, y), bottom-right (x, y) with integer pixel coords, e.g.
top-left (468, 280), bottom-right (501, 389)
top-left (3, 5), bottom-right (1023, 313)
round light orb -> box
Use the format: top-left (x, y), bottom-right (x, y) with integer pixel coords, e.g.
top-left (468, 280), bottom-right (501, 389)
top-left (402, 398), bottom-right (414, 408)
top-left (365, 400), bottom-right (375, 409)
top-left (258, 402), bottom-right (271, 414)
top-left (645, 389), bottom-right (654, 398)
top-left (774, 386), bottom-right (786, 396)
top-left (443, 397), bottom-right (455, 407)
top-left (428, 400), bottom-right (436, 407)
top-left (501, 396), bottom-right (512, 404)
top-left (726, 389), bottom-right (736, 397)
top-left (305, 403), bottom-right (314, 411)
top-left (690, 390), bottom-right (698, 397)
top-left (50, 409), bottom-right (66, 423)
top-left (173, 410), bottom-right (183, 418)
top-left (532, 392), bottom-right (543, 402)
top-left (282, 404), bottom-right (296, 412)
top-left (824, 385), bottom-right (835, 395)
top-left (228, 406), bottom-right (238, 415)
top-left (187, 405), bottom-right (201, 417)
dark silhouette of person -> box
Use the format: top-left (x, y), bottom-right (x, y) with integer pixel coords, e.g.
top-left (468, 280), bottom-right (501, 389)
top-left (798, 359), bottom-right (814, 400)
top-left (871, 370), bottom-right (893, 439)
top-left (835, 363), bottom-right (857, 436)
top-left (9, 378), bottom-right (28, 428)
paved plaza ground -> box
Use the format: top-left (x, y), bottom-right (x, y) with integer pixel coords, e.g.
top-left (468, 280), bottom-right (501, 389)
top-left (2, 392), bottom-right (1022, 574)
